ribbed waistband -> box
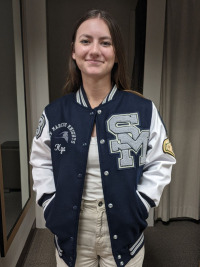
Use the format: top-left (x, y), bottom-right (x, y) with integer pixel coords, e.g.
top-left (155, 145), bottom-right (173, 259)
top-left (81, 198), bottom-right (105, 211)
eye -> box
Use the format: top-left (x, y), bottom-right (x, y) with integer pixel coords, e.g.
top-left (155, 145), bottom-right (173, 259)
top-left (80, 39), bottom-right (90, 45)
top-left (101, 41), bottom-right (112, 47)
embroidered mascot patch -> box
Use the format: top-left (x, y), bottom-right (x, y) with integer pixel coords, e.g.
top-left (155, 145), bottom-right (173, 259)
top-left (163, 138), bottom-right (175, 157)
top-left (36, 114), bottom-right (46, 139)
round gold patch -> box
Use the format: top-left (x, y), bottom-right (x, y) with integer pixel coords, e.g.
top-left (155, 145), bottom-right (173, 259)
top-left (163, 138), bottom-right (175, 157)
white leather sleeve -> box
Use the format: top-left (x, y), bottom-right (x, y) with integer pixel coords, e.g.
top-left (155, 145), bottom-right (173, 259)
top-left (137, 102), bottom-right (176, 207)
top-left (30, 111), bottom-right (56, 205)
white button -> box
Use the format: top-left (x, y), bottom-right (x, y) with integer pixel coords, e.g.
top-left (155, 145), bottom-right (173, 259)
top-left (117, 255), bottom-right (121, 259)
top-left (120, 261), bottom-right (124, 266)
top-left (97, 109), bottom-right (102, 114)
top-left (100, 139), bottom-right (105, 144)
top-left (108, 203), bottom-right (113, 208)
top-left (113, 235), bottom-right (118, 239)
top-left (104, 171), bottom-right (109, 176)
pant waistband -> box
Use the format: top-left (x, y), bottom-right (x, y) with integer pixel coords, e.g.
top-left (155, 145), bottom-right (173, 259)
top-left (81, 198), bottom-right (105, 211)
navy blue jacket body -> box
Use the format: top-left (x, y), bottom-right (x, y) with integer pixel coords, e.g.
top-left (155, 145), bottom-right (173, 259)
top-left (31, 86), bottom-right (176, 267)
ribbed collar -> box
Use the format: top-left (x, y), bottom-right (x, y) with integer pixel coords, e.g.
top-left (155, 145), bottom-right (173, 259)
top-left (76, 84), bottom-right (118, 108)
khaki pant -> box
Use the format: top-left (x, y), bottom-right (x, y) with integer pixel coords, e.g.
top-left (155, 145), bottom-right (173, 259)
top-left (56, 199), bottom-right (144, 267)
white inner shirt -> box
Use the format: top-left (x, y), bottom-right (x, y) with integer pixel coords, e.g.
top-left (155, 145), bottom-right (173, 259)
top-left (82, 137), bottom-right (104, 200)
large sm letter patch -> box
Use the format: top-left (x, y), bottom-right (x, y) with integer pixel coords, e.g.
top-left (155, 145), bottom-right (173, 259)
top-left (107, 113), bottom-right (149, 169)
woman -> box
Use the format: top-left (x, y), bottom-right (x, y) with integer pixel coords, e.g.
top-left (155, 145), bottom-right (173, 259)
top-left (30, 9), bottom-right (176, 267)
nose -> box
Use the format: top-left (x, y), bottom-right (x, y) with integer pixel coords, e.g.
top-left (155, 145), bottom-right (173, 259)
top-left (90, 42), bottom-right (100, 57)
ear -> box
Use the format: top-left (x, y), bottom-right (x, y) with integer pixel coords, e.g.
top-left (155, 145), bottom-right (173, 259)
top-left (71, 42), bottom-right (76, 60)
top-left (72, 52), bottom-right (76, 60)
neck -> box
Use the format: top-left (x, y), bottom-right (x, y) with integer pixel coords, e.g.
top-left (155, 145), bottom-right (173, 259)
top-left (82, 76), bottom-right (112, 109)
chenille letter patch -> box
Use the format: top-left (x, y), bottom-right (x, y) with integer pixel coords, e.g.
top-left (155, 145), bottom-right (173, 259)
top-left (36, 114), bottom-right (46, 139)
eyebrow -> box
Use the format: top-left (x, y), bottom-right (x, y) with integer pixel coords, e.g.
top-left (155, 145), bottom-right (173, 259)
top-left (78, 34), bottom-right (112, 40)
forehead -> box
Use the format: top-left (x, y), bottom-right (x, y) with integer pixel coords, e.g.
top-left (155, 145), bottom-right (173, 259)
top-left (76, 18), bottom-right (111, 38)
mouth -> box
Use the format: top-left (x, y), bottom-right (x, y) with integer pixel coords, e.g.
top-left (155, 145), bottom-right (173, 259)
top-left (85, 59), bottom-right (104, 63)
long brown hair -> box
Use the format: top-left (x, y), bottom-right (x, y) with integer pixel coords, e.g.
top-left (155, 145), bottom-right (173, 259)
top-left (63, 9), bottom-right (130, 94)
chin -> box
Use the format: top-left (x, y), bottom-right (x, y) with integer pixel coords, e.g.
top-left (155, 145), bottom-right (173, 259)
top-left (83, 69), bottom-right (111, 78)
top-left (85, 72), bottom-right (109, 79)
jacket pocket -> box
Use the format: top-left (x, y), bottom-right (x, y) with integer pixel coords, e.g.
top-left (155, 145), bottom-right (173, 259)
top-left (136, 190), bottom-right (150, 218)
top-left (55, 235), bottom-right (63, 257)
top-left (43, 193), bottom-right (56, 216)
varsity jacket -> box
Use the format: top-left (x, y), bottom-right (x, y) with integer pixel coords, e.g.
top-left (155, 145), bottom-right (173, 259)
top-left (30, 85), bottom-right (176, 267)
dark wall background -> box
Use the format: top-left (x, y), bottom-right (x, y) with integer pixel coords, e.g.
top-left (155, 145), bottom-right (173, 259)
top-left (46, 0), bottom-right (146, 101)
top-left (0, 0), bottom-right (19, 143)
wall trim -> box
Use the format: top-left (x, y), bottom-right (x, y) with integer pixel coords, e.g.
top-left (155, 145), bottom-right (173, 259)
top-left (16, 220), bottom-right (36, 267)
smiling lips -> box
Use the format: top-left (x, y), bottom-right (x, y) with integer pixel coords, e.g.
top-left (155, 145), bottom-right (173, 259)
top-left (85, 59), bottom-right (104, 64)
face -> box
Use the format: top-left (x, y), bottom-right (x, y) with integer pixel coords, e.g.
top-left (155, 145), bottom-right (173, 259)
top-left (72, 18), bottom-right (116, 81)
